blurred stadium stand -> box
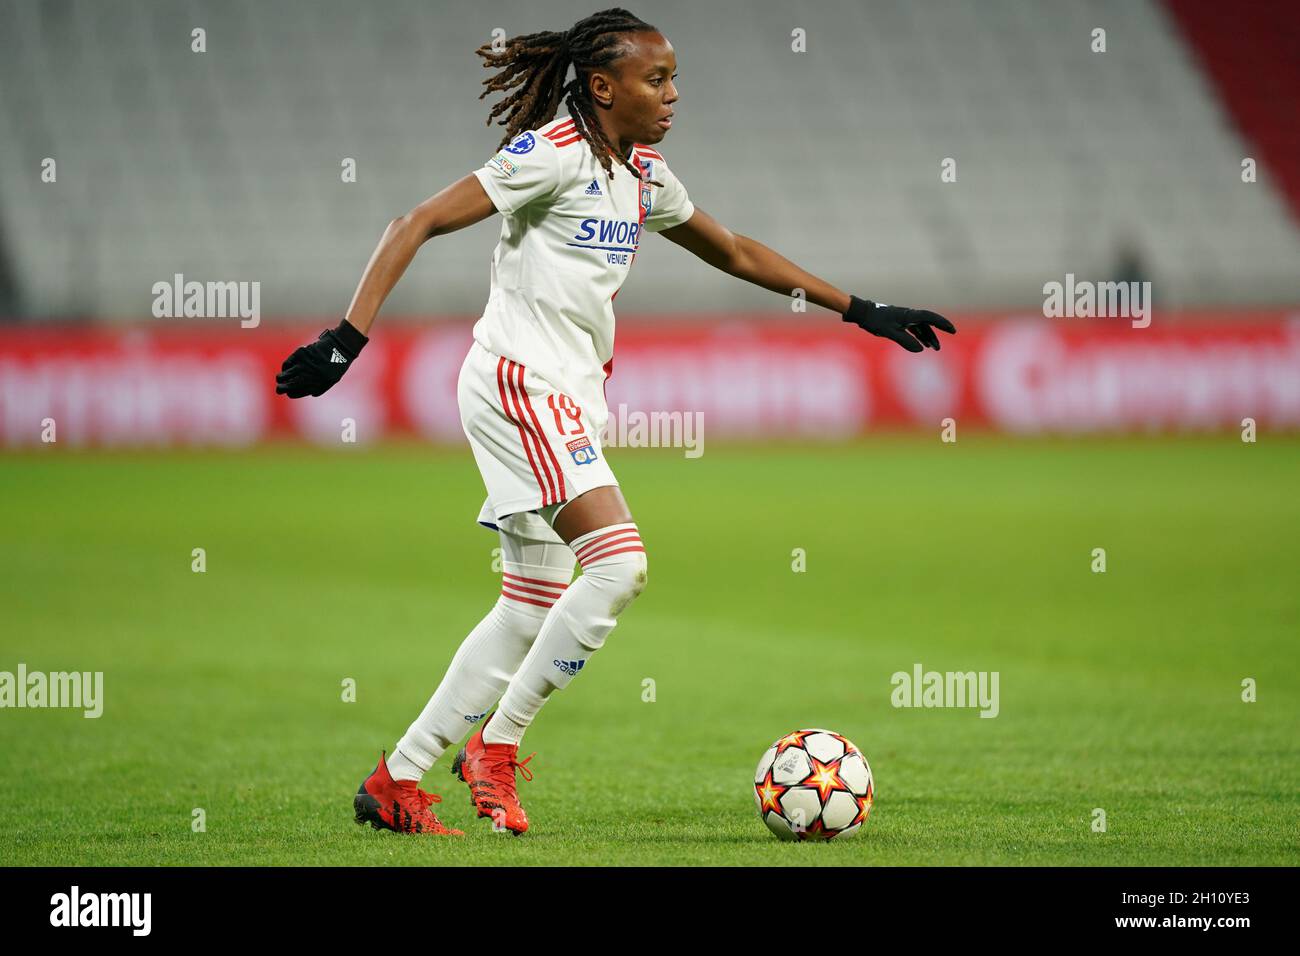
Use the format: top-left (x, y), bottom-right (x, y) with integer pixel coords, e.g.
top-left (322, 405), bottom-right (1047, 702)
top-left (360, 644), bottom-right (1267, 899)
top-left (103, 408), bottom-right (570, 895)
top-left (1164, 0), bottom-right (1300, 221)
top-left (0, 0), bottom-right (1297, 322)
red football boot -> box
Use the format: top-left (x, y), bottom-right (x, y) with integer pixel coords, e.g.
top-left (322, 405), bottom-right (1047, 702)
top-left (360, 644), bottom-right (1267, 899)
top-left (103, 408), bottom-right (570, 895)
top-left (354, 750), bottom-right (463, 835)
top-left (450, 716), bottom-right (536, 835)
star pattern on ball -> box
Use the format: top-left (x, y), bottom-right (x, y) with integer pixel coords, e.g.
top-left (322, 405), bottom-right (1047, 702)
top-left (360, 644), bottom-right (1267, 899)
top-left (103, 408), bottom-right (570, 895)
top-left (757, 731), bottom-right (873, 842)
top-left (802, 756), bottom-right (848, 803)
top-left (774, 729), bottom-right (811, 754)
top-left (754, 770), bottom-right (787, 815)
top-left (849, 787), bottom-right (874, 828)
top-left (800, 817), bottom-right (831, 841)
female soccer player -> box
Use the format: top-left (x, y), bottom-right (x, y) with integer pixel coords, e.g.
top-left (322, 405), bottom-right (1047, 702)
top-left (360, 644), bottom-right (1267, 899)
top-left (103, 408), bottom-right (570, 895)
top-left (275, 7), bottom-right (954, 836)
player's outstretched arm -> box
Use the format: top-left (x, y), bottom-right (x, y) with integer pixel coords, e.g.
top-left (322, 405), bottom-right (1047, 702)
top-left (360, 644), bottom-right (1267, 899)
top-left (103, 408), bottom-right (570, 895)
top-left (275, 174), bottom-right (498, 399)
top-left (660, 207), bottom-right (955, 352)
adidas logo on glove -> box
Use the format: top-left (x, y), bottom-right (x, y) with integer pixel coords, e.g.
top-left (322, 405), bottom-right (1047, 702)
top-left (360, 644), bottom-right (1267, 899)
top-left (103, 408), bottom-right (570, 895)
top-left (330, 348), bottom-right (347, 364)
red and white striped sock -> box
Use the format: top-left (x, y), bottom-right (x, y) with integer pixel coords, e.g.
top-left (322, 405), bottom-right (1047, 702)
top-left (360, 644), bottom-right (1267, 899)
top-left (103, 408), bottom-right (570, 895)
top-left (387, 529), bottom-right (574, 781)
top-left (487, 523), bottom-right (648, 746)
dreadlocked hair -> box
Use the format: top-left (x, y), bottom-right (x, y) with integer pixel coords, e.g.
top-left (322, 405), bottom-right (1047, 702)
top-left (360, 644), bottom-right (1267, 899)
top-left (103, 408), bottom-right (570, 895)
top-left (476, 7), bottom-right (665, 186)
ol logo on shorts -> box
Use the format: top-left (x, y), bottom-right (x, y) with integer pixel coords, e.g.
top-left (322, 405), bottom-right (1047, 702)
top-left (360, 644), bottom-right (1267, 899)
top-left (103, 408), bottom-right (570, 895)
top-left (566, 436), bottom-right (598, 465)
top-left (505, 132), bottom-right (536, 155)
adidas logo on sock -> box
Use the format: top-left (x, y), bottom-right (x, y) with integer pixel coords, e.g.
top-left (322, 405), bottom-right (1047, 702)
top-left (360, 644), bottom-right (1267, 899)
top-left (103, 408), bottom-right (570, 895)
top-left (330, 348), bottom-right (347, 364)
top-left (553, 658), bottom-right (586, 677)
top-left (584, 179), bottom-right (602, 196)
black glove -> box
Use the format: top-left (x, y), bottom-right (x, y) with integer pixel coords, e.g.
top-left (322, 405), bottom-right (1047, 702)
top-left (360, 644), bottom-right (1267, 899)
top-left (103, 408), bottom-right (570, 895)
top-left (842, 294), bottom-right (956, 352)
top-left (275, 319), bottom-right (368, 398)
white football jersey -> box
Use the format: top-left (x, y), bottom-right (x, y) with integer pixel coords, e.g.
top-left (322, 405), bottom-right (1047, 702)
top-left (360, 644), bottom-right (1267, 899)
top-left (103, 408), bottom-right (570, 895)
top-left (470, 114), bottom-right (695, 434)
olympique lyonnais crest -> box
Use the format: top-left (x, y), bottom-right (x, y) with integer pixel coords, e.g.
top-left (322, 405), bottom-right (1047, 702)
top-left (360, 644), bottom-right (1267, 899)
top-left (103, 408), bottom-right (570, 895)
top-left (566, 435), bottom-right (598, 465)
top-left (639, 159), bottom-right (653, 219)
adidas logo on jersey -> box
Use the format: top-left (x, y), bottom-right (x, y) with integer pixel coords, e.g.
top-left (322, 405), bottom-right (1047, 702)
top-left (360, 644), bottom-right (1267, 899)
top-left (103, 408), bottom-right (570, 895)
top-left (584, 178), bottom-right (602, 196)
top-left (553, 658), bottom-right (586, 677)
top-left (330, 348), bottom-right (347, 364)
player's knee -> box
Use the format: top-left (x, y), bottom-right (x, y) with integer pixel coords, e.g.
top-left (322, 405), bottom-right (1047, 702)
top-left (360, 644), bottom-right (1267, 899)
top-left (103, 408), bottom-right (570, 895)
top-left (592, 548), bottom-right (647, 617)
top-left (623, 547), bottom-right (649, 599)
top-left (573, 524), bottom-right (647, 616)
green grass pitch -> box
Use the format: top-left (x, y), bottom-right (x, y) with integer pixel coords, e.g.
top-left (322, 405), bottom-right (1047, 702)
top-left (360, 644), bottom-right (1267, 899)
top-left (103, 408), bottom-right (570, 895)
top-left (2, 435), bottom-right (1297, 865)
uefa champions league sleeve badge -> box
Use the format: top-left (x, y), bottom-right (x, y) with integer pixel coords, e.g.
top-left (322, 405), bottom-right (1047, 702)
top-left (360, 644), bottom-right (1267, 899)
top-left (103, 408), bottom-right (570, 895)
top-left (505, 132), bottom-right (536, 154)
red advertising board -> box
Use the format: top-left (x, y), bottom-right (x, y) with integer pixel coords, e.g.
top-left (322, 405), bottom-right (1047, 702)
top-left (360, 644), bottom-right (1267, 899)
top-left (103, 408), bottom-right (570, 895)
top-left (2, 312), bottom-right (1297, 446)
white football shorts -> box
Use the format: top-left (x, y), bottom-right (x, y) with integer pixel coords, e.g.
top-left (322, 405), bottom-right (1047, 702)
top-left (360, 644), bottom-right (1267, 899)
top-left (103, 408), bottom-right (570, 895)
top-left (458, 339), bottom-right (619, 536)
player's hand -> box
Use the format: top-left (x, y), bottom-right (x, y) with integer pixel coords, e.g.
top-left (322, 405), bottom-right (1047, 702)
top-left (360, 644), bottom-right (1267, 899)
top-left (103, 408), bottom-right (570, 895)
top-left (842, 294), bottom-right (956, 352)
top-left (274, 319), bottom-right (368, 398)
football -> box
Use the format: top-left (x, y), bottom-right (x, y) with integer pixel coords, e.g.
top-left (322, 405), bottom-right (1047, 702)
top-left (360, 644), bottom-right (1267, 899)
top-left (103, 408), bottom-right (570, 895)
top-left (754, 729), bottom-right (874, 841)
